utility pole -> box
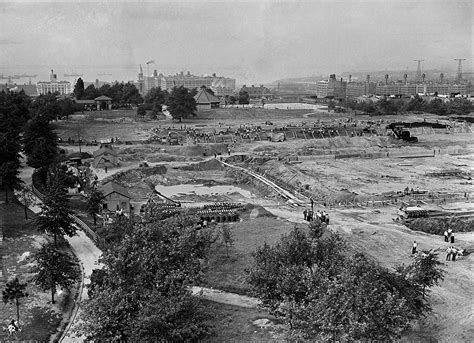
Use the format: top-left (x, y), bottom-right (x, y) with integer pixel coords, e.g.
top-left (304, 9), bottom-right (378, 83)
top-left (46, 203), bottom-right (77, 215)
top-left (454, 59), bottom-right (466, 82)
top-left (414, 59), bottom-right (424, 82)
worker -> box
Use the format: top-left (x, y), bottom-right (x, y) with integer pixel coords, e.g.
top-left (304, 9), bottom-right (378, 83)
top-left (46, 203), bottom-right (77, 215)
top-left (412, 241), bottom-right (418, 255)
top-left (444, 230), bottom-right (449, 242)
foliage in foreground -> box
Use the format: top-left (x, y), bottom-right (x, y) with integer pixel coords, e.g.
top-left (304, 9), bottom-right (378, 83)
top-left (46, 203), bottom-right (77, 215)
top-left (2, 278), bottom-right (28, 322)
top-left (247, 227), bottom-right (444, 341)
top-left (80, 213), bottom-right (215, 341)
top-left (32, 242), bottom-right (79, 304)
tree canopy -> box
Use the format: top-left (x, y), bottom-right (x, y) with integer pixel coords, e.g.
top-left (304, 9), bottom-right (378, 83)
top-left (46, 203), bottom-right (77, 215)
top-left (33, 242), bottom-right (79, 304)
top-left (2, 277), bottom-right (28, 322)
top-left (74, 78), bottom-right (85, 100)
top-left (247, 227), bottom-right (435, 341)
top-left (23, 115), bottom-right (58, 169)
top-left (81, 213), bottom-right (215, 341)
top-left (238, 90), bottom-right (250, 105)
top-left (166, 86), bottom-right (197, 121)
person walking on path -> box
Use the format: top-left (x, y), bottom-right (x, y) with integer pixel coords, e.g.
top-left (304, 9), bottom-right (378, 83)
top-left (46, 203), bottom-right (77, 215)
top-left (412, 241), bottom-right (418, 255)
top-left (450, 234), bottom-right (455, 244)
top-left (452, 247), bottom-right (457, 261)
top-left (444, 230), bottom-right (449, 242)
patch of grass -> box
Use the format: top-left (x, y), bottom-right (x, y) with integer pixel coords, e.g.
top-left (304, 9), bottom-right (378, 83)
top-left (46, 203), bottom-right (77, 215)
top-left (203, 300), bottom-right (283, 342)
top-left (201, 217), bottom-right (301, 295)
top-left (0, 199), bottom-right (80, 342)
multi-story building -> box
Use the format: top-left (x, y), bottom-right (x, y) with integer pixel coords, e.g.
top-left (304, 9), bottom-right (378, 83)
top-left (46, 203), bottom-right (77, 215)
top-left (316, 75), bottom-right (346, 99)
top-left (36, 70), bottom-right (71, 95)
top-left (375, 82), bottom-right (467, 96)
top-left (136, 66), bottom-right (236, 96)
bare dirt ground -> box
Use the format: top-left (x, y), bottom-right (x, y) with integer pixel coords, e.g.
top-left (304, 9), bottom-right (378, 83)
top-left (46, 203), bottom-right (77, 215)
top-left (56, 108), bottom-right (474, 342)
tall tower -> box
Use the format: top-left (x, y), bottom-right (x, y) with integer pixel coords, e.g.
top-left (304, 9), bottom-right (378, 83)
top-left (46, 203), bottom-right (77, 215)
top-left (414, 60), bottom-right (424, 82)
top-left (454, 59), bottom-right (466, 82)
top-left (137, 64), bottom-right (144, 94)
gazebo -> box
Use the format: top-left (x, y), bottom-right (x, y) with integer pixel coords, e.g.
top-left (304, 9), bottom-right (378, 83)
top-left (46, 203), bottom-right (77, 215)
top-left (94, 95), bottom-right (113, 110)
top-left (194, 86), bottom-right (221, 110)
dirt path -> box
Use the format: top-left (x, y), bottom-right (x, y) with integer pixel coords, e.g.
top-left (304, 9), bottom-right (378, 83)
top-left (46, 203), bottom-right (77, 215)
top-left (191, 287), bottom-right (260, 308)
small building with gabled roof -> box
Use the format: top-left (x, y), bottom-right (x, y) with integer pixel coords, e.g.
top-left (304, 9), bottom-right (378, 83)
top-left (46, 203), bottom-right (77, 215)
top-left (100, 181), bottom-right (131, 213)
top-left (92, 144), bottom-right (118, 169)
top-left (194, 86), bottom-right (221, 110)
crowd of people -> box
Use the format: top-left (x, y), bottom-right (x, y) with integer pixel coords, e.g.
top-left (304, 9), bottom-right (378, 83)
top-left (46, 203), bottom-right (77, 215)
top-left (303, 209), bottom-right (329, 224)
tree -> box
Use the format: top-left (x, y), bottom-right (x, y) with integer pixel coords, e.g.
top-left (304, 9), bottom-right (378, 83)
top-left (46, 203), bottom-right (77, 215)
top-left (447, 97), bottom-right (472, 115)
top-left (83, 84), bottom-right (100, 100)
top-left (220, 224), bottom-right (234, 258)
top-left (397, 250), bottom-right (445, 298)
top-left (120, 82), bottom-right (143, 105)
top-left (406, 94), bottom-right (427, 112)
top-left (87, 187), bottom-right (104, 226)
top-left (427, 98), bottom-right (447, 115)
top-left (74, 78), bottom-right (85, 100)
top-left (35, 169), bottom-right (75, 245)
top-left (247, 228), bottom-right (431, 341)
top-left (33, 242), bottom-right (79, 304)
top-left (166, 86), bottom-right (197, 122)
top-left (238, 90), bottom-right (250, 105)
top-left (81, 213), bottom-right (215, 341)
top-left (23, 115), bottom-right (58, 169)
top-left (2, 278), bottom-right (28, 322)
top-left (144, 87), bottom-right (168, 113)
top-left (229, 96), bottom-right (237, 105)
top-left (58, 98), bottom-right (75, 119)
top-left (0, 100), bottom-right (25, 203)
top-left (327, 100), bottom-right (336, 111)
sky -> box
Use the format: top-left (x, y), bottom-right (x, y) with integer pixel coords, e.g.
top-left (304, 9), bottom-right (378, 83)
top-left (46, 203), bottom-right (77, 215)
top-left (0, 0), bottom-right (472, 85)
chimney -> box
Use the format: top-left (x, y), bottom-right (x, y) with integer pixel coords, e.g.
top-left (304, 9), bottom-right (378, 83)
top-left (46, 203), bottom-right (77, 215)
top-left (349, 75), bottom-right (352, 83)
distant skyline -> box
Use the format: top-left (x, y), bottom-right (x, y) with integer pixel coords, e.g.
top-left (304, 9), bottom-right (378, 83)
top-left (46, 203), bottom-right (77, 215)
top-left (1, 0), bottom-right (472, 84)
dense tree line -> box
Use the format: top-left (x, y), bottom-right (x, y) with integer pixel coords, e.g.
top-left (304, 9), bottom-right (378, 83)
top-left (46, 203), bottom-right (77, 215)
top-left (74, 78), bottom-right (143, 105)
top-left (341, 95), bottom-right (473, 116)
top-left (138, 86), bottom-right (196, 121)
top-left (247, 225), bottom-right (444, 341)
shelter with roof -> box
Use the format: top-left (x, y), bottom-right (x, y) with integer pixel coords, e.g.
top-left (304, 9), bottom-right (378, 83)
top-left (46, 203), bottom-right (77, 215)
top-left (92, 144), bottom-right (118, 169)
top-left (74, 95), bottom-right (113, 110)
top-left (194, 86), bottom-right (221, 110)
top-left (100, 181), bottom-right (131, 213)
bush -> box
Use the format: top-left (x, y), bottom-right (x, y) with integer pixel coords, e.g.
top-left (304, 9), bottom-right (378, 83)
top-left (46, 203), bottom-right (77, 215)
top-left (406, 217), bottom-right (474, 235)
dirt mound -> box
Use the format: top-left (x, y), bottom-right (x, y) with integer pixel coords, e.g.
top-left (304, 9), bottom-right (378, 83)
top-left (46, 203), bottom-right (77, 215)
top-left (179, 159), bottom-right (224, 171)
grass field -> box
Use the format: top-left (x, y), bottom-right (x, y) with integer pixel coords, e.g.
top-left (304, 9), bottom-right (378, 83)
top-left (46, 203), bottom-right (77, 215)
top-left (0, 199), bottom-right (77, 341)
top-left (204, 300), bottom-right (283, 342)
top-left (202, 217), bottom-right (302, 295)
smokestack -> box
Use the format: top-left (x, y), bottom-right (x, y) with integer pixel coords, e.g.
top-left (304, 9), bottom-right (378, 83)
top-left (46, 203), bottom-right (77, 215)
top-left (349, 75), bottom-right (352, 83)
top-left (440, 73), bottom-right (444, 83)
top-left (385, 74), bottom-right (389, 85)
top-left (404, 74), bottom-right (408, 85)
top-left (422, 73), bottom-right (426, 83)
top-left (366, 74), bottom-right (370, 83)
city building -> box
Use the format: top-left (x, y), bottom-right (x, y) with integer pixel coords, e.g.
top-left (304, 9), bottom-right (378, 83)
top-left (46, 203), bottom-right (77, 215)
top-left (92, 144), bottom-right (118, 169)
top-left (136, 66), bottom-right (236, 96)
top-left (375, 82), bottom-right (467, 96)
top-left (315, 75), bottom-right (346, 99)
top-left (239, 85), bottom-right (273, 99)
top-left (36, 70), bottom-right (72, 95)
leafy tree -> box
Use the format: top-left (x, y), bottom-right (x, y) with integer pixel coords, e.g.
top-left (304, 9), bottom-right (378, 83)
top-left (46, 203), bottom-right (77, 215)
top-left (397, 250), bottom-right (445, 298)
top-left (220, 224), bottom-right (234, 257)
top-left (229, 95), bottom-right (237, 105)
top-left (144, 87), bottom-right (168, 113)
top-left (166, 86), bottom-right (197, 122)
top-left (0, 98), bottom-right (25, 203)
top-left (81, 213), bottom-right (215, 341)
top-left (406, 95), bottom-right (427, 112)
top-left (447, 97), bottom-right (472, 115)
top-left (308, 219), bottom-right (326, 239)
top-left (35, 169), bottom-right (75, 245)
top-left (427, 98), bottom-right (447, 115)
top-left (58, 98), bottom-right (75, 119)
top-left (23, 115), bottom-right (58, 169)
top-left (247, 228), bottom-right (431, 341)
top-left (238, 90), bottom-right (250, 105)
top-left (74, 78), bottom-right (85, 100)
top-left (83, 84), bottom-right (100, 100)
top-left (2, 278), bottom-right (28, 322)
top-left (33, 242), bottom-right (79, 304)
top-left (377, 97), bottom-right (399, 114)
top-left (87, 186), bottom-right (104, 226)
top-left (327, 100), bottom-right (336, 111)
top-left (120, 82), bottom-right (143, 105)
top-left (136, 104), bottom-right (147, 117)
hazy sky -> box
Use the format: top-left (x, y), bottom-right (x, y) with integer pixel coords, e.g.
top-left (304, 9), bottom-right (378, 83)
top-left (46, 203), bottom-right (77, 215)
top-left (0, 0), bottom-right (472, 84)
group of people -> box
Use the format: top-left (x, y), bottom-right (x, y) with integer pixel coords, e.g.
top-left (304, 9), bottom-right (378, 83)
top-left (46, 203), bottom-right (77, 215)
top-left (446, 246), bottom-right (462, 261)
top-left (443, 228), bottom-right (455, 243)
top-left (303, 209), bottom-right (329, 224)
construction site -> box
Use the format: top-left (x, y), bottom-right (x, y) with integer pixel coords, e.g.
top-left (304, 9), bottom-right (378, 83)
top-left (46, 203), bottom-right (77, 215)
top-left (54, 106), bottom-right (474, 341)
